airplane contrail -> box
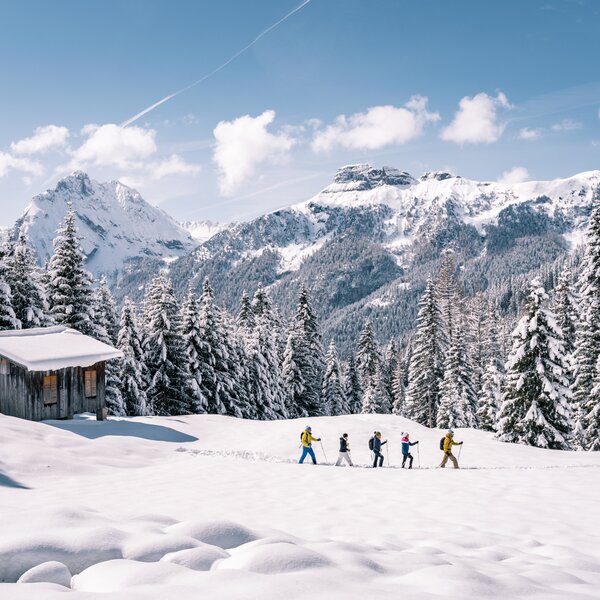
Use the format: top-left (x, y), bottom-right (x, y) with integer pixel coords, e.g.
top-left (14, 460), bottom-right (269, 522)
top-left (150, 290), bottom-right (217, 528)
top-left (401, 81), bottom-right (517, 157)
top-left (120, 0), bottom-right (312, 128)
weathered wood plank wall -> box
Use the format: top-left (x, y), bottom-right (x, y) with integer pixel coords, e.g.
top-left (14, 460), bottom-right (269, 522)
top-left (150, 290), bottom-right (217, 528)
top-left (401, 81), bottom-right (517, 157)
top-left (0, 359), bottom-right (106, 421)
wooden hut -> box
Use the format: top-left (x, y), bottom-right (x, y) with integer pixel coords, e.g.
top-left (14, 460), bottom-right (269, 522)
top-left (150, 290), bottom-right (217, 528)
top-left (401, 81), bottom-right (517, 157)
top-left (0, 326), bottom-right (122, 421)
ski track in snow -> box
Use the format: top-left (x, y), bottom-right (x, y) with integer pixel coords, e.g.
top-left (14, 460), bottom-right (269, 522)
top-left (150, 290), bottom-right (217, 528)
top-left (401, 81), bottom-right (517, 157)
top-left (1, 413), bottom-right (600, 599)
top-left (177, 446), bottom-right (600, 471)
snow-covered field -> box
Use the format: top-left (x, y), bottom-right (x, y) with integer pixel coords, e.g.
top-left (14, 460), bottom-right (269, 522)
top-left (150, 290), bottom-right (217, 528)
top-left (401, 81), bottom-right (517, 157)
top-left (1, 413), bottom-right (599, 599)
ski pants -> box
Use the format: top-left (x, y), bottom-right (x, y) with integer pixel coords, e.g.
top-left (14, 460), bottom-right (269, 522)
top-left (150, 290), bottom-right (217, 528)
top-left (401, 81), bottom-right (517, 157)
top-left (373, 451), bottom-right (384, 468)
top-left (299, 446), bottom-right (317, 464)
top-left (402, 452), bottom-right (413, 468)
top-left (335, 451), bottom-right (353, 466)
top-left (440, 451), bottom-right (459, 468)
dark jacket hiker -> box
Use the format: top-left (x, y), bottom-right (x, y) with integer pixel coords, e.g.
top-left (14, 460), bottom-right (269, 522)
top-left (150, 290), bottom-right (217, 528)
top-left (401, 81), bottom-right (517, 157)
top-left (401, 433), bottom-right (419, 469)
top-left (371, 432), bottom-right (387, 468)
top-left (335, 433), bottom-right (353, 467)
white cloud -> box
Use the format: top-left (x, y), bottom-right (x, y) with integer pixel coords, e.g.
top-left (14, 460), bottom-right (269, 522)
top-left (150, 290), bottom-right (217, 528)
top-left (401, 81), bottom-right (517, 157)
top-left (11, 125), bottom-right (70, 155)
top-left (56, 123), bottom-right (200, 185)
top-left (551, 119), bottom-right (582, 131)
top-left (498, 166), bottom-right (530, 185)
top-left (441, 92), bottom-right (511, 144)
top-left (311, 96), bottom-right (439, 153)
top-left (68, 123), bottom-right (158, 170)
top-left (150, 155), bottom-right (201, 180)
top-left (213, 110), bottom-right (295, 195)
top-left (0, 151), bottom-right (43, 179)
top-left (518, 127), bottom-right (542, 140)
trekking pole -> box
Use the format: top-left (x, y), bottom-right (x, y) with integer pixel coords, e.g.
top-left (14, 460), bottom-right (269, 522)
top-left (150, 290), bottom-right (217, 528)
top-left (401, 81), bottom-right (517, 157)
top-left (319, 440), bottom-right (329, 464)
top-left (417, 444), bottom-right (421, 469)
top-left (386, 443), bottom-right (391, 467)
top-left (458, 444), bottom-right (463, 461)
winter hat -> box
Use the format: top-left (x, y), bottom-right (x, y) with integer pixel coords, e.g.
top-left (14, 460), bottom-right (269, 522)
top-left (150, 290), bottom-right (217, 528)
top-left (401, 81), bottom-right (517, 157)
top-left (448, 429), bottom-right (454, 435)
top-left (342, 433), bottom-right (348, 438)
top-left (306, 426), bottom-right (312, 431)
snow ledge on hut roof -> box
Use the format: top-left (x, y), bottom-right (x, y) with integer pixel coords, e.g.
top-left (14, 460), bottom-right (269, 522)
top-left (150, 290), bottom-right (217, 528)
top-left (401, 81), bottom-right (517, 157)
top-left (0, 326), bottom-right (123, 372)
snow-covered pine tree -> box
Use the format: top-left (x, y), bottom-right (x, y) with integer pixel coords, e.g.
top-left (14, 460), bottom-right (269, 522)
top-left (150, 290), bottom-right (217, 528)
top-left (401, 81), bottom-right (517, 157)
top-left (571, 302), bottom-right (600, 448)
top-left (391, 355), bottom-right (407, 416)
top-left (379, 341), bottom-right (397, 413)
top-left (252, 284), bottom-right (286, 362)
top-left (237, 290), bottom-right (255, 331)
top-left (437, 330), bottom-right (477, 429)
top-left (282, 333), bottom-right (306, 417)
top-left (47, 210), bottom-right (96, 336)
top-left (483, 306), bottom-right (504, 370)
top-left (572, 205), bottom-right (600, 448)
top-left (322, 341), bottom-right (348, 415)
top-left (4, 226), bottom-right (48, 328)
top-left (436, 249), bottom-right (460, 349)
top-left (93, 278), bottom-right (125, 416)
top-left (96, 277), bottom-right (119, 343)
top-left (356, 322), bottom-right (379, 383)
top-left (244, 286), bottom-right (287, 419)
top-left (194, 280), bottom-right (224, 415)
top-left (406, 276), bottom-right (444, 427)
top-left (343, 354), bottom-right (362, 414)
top-left (476, 358), bottom-right (504, 431)
top-left (195, 279), bottom-right (250, 418)
top-left (144, 273), bottom-right (197, 416)
top-left (584, 355), bottom-right (600, 450)
top-left (0, 269), bottom-right (18, 330)
top-left (361, 384), bottom-right (385, 415)
top-left (180, 288), bottom-right (208, 413)
top-left (283, 285), bottom-right (325, 416)
top-left (554, 270), bottom-right (577, 359)
top-left (468, 293), bottom-right (487, 400)
top-left (117, 297), bottom-right (148, 416)
top-left (496, 278), bottom-right (572, 449)
top-left (356, 322), bottom-right (386, 414)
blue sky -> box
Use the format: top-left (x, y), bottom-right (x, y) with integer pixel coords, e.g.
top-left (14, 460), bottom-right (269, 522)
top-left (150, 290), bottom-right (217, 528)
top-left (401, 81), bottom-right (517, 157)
top-left (0, 0), bottom-right (598, 225)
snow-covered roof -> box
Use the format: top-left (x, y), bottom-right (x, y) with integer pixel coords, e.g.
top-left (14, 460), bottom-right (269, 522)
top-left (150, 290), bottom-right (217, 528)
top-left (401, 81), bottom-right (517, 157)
top-left (0, 326), bottom-right (122, 371)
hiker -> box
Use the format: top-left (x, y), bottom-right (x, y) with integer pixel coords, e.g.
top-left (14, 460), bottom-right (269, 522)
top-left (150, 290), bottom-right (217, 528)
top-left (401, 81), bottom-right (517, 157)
top-left (299, 426), bottom-right (321, 465)
top-left (401, 432), bottom-right (419, 469)
top-left (440, 429), bottom-right (463, 469)
top-left (335, 433), bottom-right (354, 466)
top-left (371, 431), bottom-right (387, 468)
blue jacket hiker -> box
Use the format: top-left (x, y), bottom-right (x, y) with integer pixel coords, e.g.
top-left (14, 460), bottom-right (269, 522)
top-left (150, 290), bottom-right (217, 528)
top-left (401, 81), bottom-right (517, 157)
top-left (299, 426), bottom-right (321, 465)
top-left (371, 432), bottom-right (387, 468)
top-left (401, 433), bottom-right (419, 469)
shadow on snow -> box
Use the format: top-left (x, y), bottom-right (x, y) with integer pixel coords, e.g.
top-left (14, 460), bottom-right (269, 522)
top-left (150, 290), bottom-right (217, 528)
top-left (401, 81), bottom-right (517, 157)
top-left (0, 471), bottom-right (29, 489)
top-left (45, 419), bottom-right (198, 443)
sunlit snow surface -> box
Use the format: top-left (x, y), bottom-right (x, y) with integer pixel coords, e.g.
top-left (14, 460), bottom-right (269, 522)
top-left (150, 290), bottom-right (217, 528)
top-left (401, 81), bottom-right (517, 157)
top-left (1, 413), bottom-right (599, 599)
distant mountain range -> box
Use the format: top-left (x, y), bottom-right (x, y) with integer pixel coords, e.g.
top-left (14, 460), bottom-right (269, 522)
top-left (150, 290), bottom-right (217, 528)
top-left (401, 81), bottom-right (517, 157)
top-left (9, 165), bottom-right (600, 351)
top-left (180, 219), bottom-right (234, 243)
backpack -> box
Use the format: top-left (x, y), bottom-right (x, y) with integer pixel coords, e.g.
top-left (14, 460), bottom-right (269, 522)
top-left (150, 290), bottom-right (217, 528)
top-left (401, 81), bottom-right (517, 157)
top-left (439, 437), bottom-right (445, 451)
top-left (368, 437), bottom-right (374, 451)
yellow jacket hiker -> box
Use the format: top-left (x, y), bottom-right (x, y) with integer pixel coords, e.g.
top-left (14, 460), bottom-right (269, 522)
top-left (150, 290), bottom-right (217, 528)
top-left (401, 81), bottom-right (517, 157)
top-left (440, 430), bottom-right (463, 469)
top-left (299, 426), bottom-right (321, 464)
top-left (301, 430), bottom-right (319, 447)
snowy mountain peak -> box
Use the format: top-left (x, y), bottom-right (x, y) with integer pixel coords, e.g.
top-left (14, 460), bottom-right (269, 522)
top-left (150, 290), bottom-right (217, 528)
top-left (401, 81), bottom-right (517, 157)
top-left (16, 172), bottom-right (197, 277)
top-left (327, 164), bottom-right (416, 193)
top-left (55, 171), bottom-right (95, 196)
